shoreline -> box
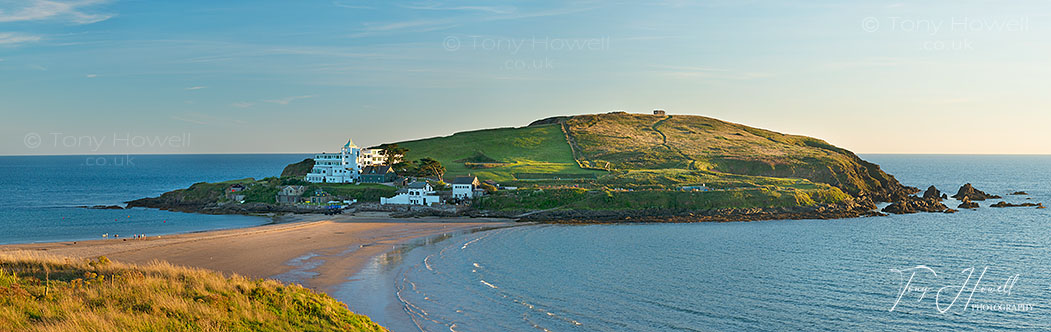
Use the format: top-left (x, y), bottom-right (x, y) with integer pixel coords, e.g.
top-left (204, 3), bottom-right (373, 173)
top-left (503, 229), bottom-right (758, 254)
top-left (0, 213), bottom-right (518, 296)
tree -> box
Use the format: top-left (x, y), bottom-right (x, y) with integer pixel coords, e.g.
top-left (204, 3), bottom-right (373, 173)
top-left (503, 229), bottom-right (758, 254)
top-left (378, 144), bottom-right (408, 166)
top-left (393, 159), bottom-right (416, 175)
top-left (416, 158), bottom-right (445, 181)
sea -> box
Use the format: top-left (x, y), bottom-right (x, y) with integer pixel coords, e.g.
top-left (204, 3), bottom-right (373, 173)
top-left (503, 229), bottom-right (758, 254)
top-left (2, 154), bottom-right (1049, 331)
top-left (335, 155), bottom-right (1051, 331)
top-left (0, 154), bottom-right (309, 244)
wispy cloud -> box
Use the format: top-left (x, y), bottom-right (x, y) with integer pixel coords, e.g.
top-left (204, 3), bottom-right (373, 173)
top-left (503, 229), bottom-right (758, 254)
top-left (648, 65), bottom-right (771, 80)
top-left (263, 95), bottom-right (317, 105)
top-left (820, 57), bottom-right (931, 70)
top-left (349, 4), bottom-right (596, 38)
top-left (400, 3), bottom-right (515, 14)
top-left (0, 32), bottom-right (42, 46)
top-left (185, 86), bottom-right (207, 90)
top-left (231, 102), bottom-right (254, 108)
top-left (332, 1), bottom-right (372, 9)
top-left (170, 114), bottom-right (211, 125)
top-left (85, 73), bottom-right (97, 78)
top-left (0, 0), bottom-right (114, 24)
top-left (350, 18), bottom-right (459, 37)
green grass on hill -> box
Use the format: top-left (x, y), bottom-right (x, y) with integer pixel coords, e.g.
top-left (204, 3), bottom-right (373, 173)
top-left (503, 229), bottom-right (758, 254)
top-left (597, 169), bottom-right (834, 190)
top-left (562, 112), bottom-right (902, 196)
top-left (0, 252), bottom-right (385, 332)
top-left (394, 124), bottom-right (604, 182)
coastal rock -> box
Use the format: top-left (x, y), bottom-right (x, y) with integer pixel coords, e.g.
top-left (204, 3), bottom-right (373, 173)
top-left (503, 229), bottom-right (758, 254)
top-left (958, 197), bottom-right (979, 209)
top-left (281, 158), bottom-right (315, 178)
top-left (881, 196), bottom-right (950, 214)
top-left (922, 186), bottom-right (943, 200)
top-left (951, 183), bottom-right (1001, 201)
top-left (1010, 191), bottom-right (1029, 195)
top-left (990, 201), bottom-right (1043, 208)
top-left (943, 208), bottom-right (958, 214)
top-left (80, 205), bottom-right (125, 210)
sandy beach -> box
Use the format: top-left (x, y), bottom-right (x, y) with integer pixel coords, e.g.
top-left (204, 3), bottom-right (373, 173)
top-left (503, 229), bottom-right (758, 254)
top-left (0, 213), bottom-right (517, 294)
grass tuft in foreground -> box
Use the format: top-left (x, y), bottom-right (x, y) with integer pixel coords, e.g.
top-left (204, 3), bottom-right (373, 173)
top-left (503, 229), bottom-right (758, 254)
top-left (0, 252), bottom-right (385, 332)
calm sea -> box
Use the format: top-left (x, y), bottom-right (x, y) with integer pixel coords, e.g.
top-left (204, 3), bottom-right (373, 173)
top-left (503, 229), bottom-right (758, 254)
top-left (337, 155), bottom-right (1051, 331)
top-left (0, 154), bottom-right (309, 244)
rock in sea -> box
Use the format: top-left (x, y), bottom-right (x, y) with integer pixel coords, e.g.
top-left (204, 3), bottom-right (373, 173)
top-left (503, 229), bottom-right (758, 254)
top-left (951, 183), bottom-right (1002, 201)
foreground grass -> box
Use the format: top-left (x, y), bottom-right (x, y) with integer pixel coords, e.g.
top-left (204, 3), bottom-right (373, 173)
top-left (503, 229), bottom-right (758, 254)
top-left (0, 252), bottom-right (385, 332)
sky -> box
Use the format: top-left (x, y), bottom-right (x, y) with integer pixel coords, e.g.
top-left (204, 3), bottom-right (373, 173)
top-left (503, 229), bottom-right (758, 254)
top-left (1, 0), bottom-right (1049, 155)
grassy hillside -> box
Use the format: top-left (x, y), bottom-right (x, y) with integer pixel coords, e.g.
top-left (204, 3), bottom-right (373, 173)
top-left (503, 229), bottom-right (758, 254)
top-left (560, 112), bottom-right (909, 198)
top-left (396, 124), bottom-right (604, 182)
top-left (383, 112), bottom-right (909, 202)
top-left (0, 252), bottom-right (385, 332)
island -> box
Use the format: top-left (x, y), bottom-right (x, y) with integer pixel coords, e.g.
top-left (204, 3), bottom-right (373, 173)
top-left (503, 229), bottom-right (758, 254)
top-left (126, 111), bottom-right (1039, 222)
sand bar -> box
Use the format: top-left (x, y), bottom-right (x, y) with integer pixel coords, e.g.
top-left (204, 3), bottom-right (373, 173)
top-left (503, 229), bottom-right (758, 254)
top-left (0, 213), bottom-right (517, 294)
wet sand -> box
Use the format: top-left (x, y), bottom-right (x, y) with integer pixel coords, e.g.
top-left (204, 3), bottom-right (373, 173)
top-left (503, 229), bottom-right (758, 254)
top-left (0, 213), bottom-right (516, 294)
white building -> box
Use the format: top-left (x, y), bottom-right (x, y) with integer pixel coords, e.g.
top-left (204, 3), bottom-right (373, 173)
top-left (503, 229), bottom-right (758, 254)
top-left (381, 182), bottom-right (442, 206)
top-left (451, 176), bottom-right (480, 199)
top-left (359, 148), bottom-right (387, 167)
top-left (305, 139), bottom-right (362, 183)
top-left (305, 139), bottom-right (402, 183)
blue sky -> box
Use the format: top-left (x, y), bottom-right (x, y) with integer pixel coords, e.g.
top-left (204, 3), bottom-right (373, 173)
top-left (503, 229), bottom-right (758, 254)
top-left (2, 0), bottom-right (1049, 155)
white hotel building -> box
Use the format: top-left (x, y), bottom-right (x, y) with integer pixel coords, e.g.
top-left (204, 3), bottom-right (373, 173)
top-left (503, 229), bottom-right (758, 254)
top-left (305, 139), bottom-right (393, 183)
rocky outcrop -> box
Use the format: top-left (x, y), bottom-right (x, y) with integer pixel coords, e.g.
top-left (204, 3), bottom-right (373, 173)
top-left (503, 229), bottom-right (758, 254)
top-left (1010, 191), bottom-right (1029, 195)
top-left (79, 205), bottom-right (126, 210)
top-left (958, 197), bottom-right (980, 209)
top-left (281, 158), bottom-right (315, 178)
top-left (126, 198), bottom-right (334, 215)
top-left (922, 186), bottom-right (943, 200)
top-left (951, 183), bottom-right (1002, 201)
top-left (882, 196), bottom-right (951, 214)
top-left (990, 201), bottom-right (1044, 208)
